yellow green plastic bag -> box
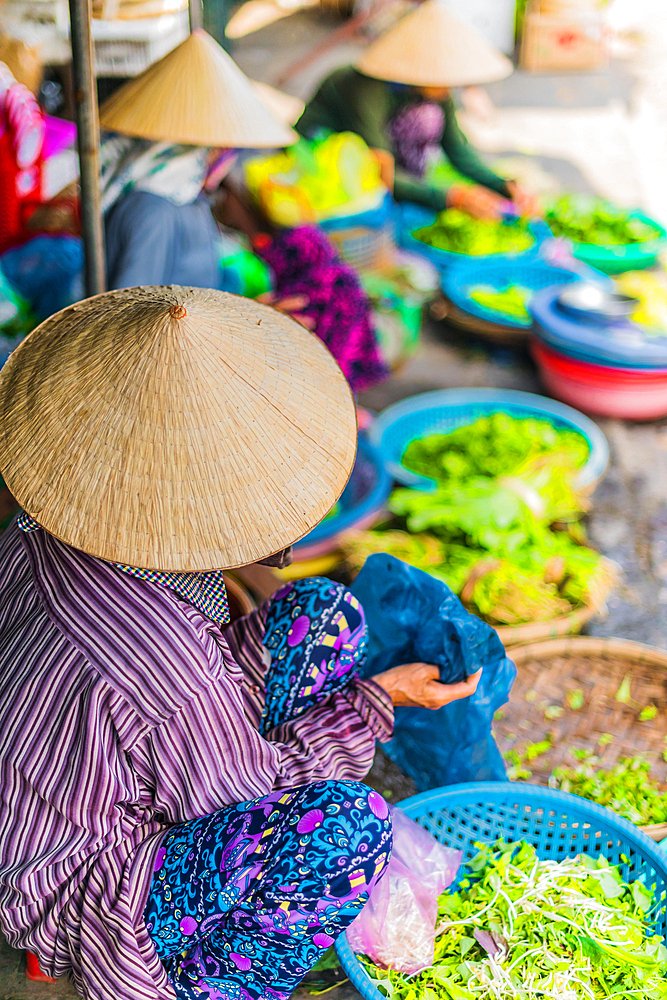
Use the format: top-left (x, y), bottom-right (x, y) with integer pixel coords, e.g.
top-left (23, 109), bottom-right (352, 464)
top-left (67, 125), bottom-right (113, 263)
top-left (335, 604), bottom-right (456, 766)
top-left (244, 133), bottom-right (386, 226)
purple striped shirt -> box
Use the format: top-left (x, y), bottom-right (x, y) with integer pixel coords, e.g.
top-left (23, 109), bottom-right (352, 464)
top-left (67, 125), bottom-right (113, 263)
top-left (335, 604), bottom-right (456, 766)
top-left (0, 520), bottom-right (393, 999)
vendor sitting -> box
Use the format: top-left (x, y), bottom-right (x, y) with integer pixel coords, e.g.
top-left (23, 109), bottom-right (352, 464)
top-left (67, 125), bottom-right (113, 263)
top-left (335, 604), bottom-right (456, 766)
top-left (0, 287), bottom-right (481, 1000)
top-left (296, 0), bottom-right (538, 220)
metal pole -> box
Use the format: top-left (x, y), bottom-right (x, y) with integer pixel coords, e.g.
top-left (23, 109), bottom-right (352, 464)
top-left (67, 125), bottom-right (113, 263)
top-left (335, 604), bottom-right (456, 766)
top-left (189, 0), bottom-right (204, 32)
top-left (69, 0), bottom-right (106, 296)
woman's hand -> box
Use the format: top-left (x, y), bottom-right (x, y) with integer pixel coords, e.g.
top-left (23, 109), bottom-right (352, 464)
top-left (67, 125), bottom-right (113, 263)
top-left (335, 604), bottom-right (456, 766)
top-left (255, 292), bottom-right (315, 329)
top-left (372, 663), bottom-right (483, 709)
top-left (447, 183), bottom-right (506, 220)
top-left (506, 181), bottom-right (542, 218)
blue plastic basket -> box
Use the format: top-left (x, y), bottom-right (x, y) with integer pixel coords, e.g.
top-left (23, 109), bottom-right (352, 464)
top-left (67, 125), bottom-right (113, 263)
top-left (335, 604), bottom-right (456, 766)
top-left (396, 202), bottom-right (551, 273)
top-left (337, 782), bottom-right (667, 1000)
top-left (369, 388), bottom-right (609, 492)
top-left (531, 285), bottom-right (667, 370)
top-left (443, 260), bottom-right (583, 329)
top-left (294, 434), bottom-right (392, 556)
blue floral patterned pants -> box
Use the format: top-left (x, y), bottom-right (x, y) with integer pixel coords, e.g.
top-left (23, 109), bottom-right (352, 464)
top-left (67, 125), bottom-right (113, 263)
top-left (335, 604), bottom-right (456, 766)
top-left (144, 579), bottom-right (393, 1000)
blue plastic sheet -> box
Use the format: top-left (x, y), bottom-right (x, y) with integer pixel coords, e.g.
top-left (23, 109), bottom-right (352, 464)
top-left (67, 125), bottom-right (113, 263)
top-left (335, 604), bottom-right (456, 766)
top-left (351, 554), bottom-right (516, 791)
top-left (0, 235), bottom-right (84, 321)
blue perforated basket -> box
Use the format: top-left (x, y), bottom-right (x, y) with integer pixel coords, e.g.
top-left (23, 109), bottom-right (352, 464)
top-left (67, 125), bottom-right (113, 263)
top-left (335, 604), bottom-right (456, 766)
top-left (336, 782), bottom-right (667, 1000)
top-left (443, 260), bottom-right (584, 329)
top-left (396, 203), bottom-right (551, 273)
top-left (369, 388), bottom-right (609, 492)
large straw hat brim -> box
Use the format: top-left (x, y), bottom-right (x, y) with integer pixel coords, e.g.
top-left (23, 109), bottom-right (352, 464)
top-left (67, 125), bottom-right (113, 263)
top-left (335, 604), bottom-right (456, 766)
top-left (251, 79), bottom-right (305, 127)
top-left (0, 287), bottom-right (357, 572)
top-left (99, 29), bottom-right (296, 148)
top-left (357, 0), bottom-right (513, 88)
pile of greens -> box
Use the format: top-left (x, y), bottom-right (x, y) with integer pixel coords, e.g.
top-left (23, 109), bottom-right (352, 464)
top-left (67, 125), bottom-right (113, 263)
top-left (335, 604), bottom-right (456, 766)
top-left (551, 751), bottom-right (667, 827)
top-left (364, 840), bottom-right (667, 1000)
top-left (468, 284), bottom-right (532, 324)
top-left (342, 415), bottom-right (606, 627)
top-left (545, 195), bottom-right (660, 246)
top-left (415, 210), bottom-right (534, 257)
top-left (401, 413), bottom-right (588, 484)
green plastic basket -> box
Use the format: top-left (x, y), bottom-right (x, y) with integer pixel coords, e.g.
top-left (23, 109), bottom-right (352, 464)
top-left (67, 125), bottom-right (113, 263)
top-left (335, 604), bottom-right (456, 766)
top-left (570, 211), bottom-right (667, 275)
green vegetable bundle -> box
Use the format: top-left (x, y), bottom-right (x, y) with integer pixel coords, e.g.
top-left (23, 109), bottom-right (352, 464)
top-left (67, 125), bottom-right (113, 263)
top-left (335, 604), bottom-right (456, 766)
top-left (546, 195), bottom-right (660, 247)
top-left (415, 210), bottom-right (534, 257)
top-left (364, 840), bottom-right (667, 999)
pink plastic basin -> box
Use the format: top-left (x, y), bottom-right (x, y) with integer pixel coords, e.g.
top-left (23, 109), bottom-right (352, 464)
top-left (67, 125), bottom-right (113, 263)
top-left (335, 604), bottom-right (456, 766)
top-left (532, 340), bottom-right (667, 421)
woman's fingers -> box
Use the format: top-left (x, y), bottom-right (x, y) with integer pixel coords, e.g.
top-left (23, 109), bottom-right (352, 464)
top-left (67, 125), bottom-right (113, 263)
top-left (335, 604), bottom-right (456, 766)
top-left (291, 312), bottom-right (316, 330)
top-left (447, 184), bottom-right (505, 220)
top-left (371, 662), bottom-right (483, 709)
top-left (274, 295), bottom-right (309, 312)
top-left (425, 668), bottom-right (483, 709)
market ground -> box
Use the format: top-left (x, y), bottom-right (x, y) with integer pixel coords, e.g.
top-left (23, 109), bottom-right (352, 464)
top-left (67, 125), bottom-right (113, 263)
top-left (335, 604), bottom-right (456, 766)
top-left (3, 3), bottom-right (667, 996)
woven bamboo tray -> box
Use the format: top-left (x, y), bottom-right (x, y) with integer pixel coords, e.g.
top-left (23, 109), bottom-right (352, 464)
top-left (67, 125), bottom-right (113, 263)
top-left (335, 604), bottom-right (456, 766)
top-left (492, 556), bottom-right (617, 648)
top-left (496, 635), bottom-right (667, 840)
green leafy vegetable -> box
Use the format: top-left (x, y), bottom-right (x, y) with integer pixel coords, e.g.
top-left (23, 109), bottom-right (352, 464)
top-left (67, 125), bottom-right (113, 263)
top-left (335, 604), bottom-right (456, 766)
top-left (362, 840), bottom-right (667, 999)
top-left (550, 752), bottom-right (667, 826)
top-left (545, 194), bottom-right (660, 246)
top-left (401, 413), bottom-right (588, 485)
top-left (615, 674), bottom-right (635, 706)
top-left (566, 688), bottom-right (585, 711)
top-left (468, 284), bottom-right (532, 323)
top-left (415, 209), bottom-right (534, 256)
top-left (341, 414), bottom-right (610, 628)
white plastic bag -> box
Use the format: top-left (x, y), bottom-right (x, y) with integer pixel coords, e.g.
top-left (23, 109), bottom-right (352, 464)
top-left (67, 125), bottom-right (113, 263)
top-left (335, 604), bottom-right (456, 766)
top-left (346, 806), bottom-right (461, 974)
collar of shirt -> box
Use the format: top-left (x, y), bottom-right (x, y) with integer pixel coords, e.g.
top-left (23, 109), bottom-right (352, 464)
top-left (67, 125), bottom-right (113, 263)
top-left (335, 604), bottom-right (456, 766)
top-left (17, 512), bottom-right (230, 628)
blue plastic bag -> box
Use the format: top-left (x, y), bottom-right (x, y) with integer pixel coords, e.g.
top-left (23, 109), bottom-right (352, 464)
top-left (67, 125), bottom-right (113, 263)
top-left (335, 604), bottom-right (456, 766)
top-left (351, 553), bottom-right (516, 791)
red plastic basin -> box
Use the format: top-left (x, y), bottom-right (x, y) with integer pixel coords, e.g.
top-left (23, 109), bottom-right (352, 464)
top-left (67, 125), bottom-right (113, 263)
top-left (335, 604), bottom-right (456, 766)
top-left (531, 340), bottom-right (667, 420)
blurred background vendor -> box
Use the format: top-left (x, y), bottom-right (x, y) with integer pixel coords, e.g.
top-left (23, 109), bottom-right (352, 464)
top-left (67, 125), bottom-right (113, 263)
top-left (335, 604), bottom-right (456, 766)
top-left (297, 0), bottom-right (539, 220)
top-left (97, 29), bottom-right (387, 394)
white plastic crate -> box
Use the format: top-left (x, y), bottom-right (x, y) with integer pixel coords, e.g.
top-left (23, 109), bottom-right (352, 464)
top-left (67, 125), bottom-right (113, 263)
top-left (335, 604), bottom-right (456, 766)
top-left (92, 11), bottom-right (188, 76)
top-left (0, 3), bottom-right (188, 72)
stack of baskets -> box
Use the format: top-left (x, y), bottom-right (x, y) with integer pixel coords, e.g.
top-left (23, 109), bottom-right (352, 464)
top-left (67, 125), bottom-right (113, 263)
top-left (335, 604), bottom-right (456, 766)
top-left (530, 285), bottom-right (667, 419)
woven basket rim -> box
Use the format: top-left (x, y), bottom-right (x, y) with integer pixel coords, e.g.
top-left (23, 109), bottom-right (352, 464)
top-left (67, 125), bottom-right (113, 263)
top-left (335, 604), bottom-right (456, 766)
top-left (510, 634), bottom-right (667, 670)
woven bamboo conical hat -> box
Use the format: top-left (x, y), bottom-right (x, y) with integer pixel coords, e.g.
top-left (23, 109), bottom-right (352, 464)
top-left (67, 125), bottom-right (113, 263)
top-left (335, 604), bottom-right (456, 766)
top-left (251, 79), bottom-right (305, 126)
top-left (357, 0), bottom-right (513, 88)
top-left (0, 287), bottom-right (357, 572)
top-left (99, 29), bottom-right (295, 148)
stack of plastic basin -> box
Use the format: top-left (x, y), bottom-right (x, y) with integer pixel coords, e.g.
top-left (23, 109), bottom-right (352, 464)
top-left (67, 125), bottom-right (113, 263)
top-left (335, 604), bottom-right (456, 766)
top-left (530, 285), bottom-right (667, 420)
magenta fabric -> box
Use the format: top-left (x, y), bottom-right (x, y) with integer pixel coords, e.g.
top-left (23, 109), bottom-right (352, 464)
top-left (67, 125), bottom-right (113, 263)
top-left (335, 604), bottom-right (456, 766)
top-left (256, 226), bottom-right (389, 394)
top-left (43, 116), bottom-right (76, 159)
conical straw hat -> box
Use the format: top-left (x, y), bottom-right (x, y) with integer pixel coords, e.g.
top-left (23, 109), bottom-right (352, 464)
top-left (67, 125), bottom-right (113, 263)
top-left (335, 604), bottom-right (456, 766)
top-left (251, 79), bottom-right (305, 127)
top-left (99, 29), bottom-right (296, 148)
top-left (357, 0), bottom-right (513, 88)
top-left (0, 287), bottom-right (357, 572)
